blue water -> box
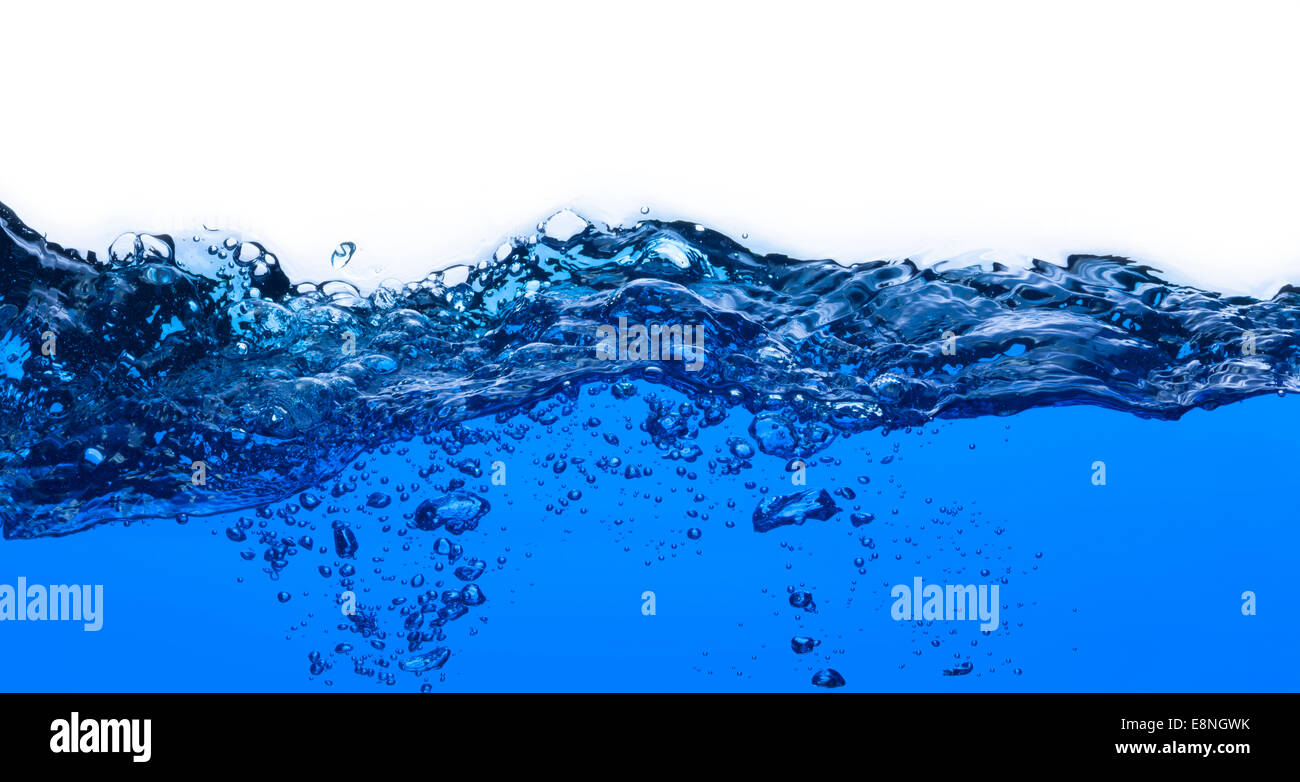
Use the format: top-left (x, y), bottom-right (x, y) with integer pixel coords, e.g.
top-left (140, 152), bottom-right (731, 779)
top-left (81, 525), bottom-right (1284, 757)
top-left (1, 203), bottom-right (1296, 691)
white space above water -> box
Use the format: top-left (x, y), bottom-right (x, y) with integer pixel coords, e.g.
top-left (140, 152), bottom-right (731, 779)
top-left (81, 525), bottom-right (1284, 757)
top-left (2, 1), bottom-right (1297, 297)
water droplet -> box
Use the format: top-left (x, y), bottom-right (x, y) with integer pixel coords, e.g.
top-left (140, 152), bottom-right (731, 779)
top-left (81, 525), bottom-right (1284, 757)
top-left (331, 241), bottom-right (357, 269)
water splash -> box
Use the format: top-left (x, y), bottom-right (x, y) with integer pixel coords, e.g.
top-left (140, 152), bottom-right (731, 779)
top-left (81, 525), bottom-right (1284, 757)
top-left (330, 241), bottom-right (356, 270)
top-left (1, 201), bottom-right (1297, 538)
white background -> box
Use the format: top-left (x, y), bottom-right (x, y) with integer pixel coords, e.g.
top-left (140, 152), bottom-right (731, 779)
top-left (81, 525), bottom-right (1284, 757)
top-left (2, 0), bottom-right (1297, 296)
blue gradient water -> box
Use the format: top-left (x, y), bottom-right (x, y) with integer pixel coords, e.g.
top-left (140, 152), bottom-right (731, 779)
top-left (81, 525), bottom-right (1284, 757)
top-left (1, 204), bottom-right (1296, 691)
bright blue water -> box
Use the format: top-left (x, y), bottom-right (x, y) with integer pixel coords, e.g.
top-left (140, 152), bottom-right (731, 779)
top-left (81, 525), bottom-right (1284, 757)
top-left (1, 203), bottom-right (1296, 691)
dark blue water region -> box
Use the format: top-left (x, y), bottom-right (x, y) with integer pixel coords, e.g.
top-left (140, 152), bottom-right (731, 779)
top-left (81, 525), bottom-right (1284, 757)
top-left (2, 392), bottom-right (1295, 692)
